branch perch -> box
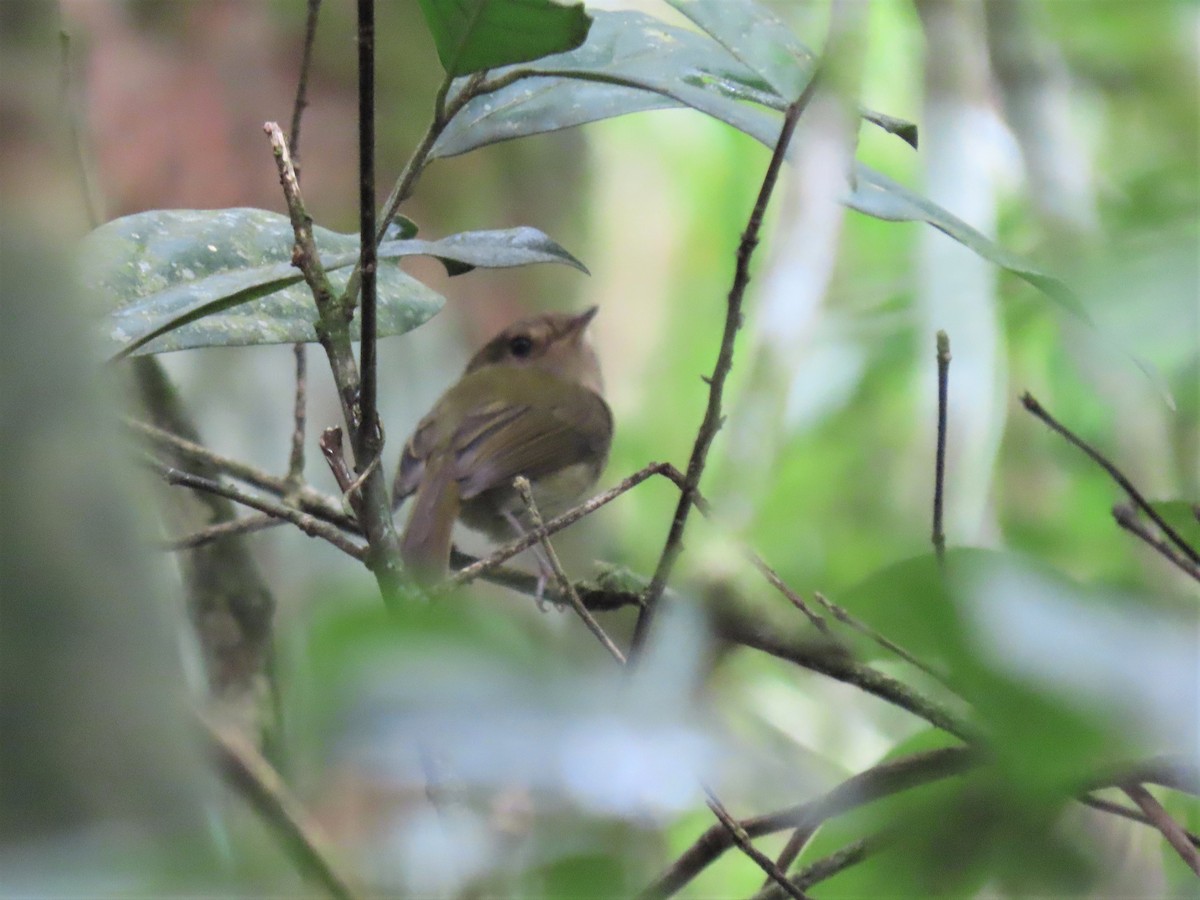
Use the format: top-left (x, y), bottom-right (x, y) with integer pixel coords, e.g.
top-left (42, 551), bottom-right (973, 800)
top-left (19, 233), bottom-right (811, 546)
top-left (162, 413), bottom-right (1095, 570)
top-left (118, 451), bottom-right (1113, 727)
top-left (631, 76), bottom-right (822, 657)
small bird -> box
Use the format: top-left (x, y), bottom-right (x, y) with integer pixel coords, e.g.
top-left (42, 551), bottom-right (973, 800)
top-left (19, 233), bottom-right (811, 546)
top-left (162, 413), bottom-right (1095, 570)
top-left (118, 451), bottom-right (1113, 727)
top-left (393, 307), bottom-right (612, 579)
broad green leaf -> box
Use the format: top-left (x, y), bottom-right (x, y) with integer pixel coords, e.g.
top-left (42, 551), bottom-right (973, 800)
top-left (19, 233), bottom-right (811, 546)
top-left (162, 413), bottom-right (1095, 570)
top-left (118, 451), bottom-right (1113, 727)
top-left (834, 550), bottom-right (1178, 782)
top-left (666, 0), bottom-right (815, 100)
top-left (86, 210), bottom-right (585, 357)
top-left (383, 225), bottom-right (589, 277)
top-left (417, 0), bottom-right (591, 77)
top-left (432, 13), bottom-right (1065, 313)
top-left (667, 0), bottom-right (918, 147)
top-left (430, 11), bottom-right (786, 160)
top-left (89, 209), bottom-right (440, 357)
top-left (847, 166), bottom-right (1082, 318)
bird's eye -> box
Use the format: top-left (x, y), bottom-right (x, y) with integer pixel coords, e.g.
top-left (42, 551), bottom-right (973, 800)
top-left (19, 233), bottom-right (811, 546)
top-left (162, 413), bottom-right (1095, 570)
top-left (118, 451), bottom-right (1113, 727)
top-left (508, 335), bottom-right (534, 358)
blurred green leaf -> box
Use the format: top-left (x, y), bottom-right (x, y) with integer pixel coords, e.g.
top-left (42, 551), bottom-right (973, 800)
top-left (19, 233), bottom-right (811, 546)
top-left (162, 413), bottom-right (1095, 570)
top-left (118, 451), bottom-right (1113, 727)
top-left (434, 13), bottom-right (1063, 314)
top-left (88, 210), bottom-right (585, 357)
top-left (847, 166), bottom-right (1082, 319)
top-left (834, 550), bottom-right (1181, 787)
top-left (796, 768), bottom-right (1095, 899)
top-left (527, 850), bottom-right (630, 898)
top-left (417, 0), bottom-right (591, 77)
top-left (666, 0), bottom-right (918, 148)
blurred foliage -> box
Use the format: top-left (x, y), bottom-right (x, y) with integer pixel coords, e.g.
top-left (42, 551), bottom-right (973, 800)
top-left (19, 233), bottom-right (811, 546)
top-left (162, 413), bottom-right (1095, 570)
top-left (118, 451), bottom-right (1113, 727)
top-left (6, 0), bottom-right (1197, 897)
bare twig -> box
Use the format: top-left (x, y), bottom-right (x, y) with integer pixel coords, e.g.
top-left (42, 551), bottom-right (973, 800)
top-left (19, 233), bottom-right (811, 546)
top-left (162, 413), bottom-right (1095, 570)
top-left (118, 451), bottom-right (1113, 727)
top-left (265, 121), bottom-right (404, 601)
top-left (1080, 795), bottom-right (1200, 849)
top-left (163, 513), bottom-right (279, 551)
top-left (147, 460), bottom-right (367, 561)
top-left (285, 0), bottom-right (320, 484)
top-left (287, 343), bottom-right (308, 485)
top-left (811, 591), bottom-right (948, 683)
top-left (631, 77), bottom-right (822, 658)
top-left (640, 746), bottom-right (977, 899)
top-left (1021, 392), bottom-right (1200, 565)
top-left (355, 0), bottom-right (380, 466)
top-left (932, 330), bottom-right (950, 560)
top-left (753, 833), bottom-right (888, 900)
top-left (1113, 504), bottom-right (1200, 583)
top-left (711, 603), bottom-right (979, 742)
top-left (703, 790), bottom-right (811, 900)
top-left (288, 0), bottom-right (322, 167)
top-left (448, 462), bottom-right (683, 588)
top-left (1122, 783), bottom-right (1200, 876)
top-left (319, 426), bottom-right (356, 493)
top-left (514, 477), bottom-right (626, 664)
top-left (765, 826), bottom-right (818, 892)
top-left (746, 553), bottom-right (830, 633)
top-left (202, 715), bottom-right (361, 900)
top-left (128, 418), bottom-right (356, 530)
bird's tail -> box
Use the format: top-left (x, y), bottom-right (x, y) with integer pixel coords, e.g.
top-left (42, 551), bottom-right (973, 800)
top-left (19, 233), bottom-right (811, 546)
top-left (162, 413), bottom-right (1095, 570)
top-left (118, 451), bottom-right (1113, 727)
top-left (399, 458), bottom-right (460, 580)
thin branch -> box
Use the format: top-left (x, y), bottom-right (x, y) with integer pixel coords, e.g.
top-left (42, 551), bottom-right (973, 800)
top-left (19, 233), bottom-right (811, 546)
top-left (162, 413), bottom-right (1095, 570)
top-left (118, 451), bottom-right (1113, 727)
top-left (754, 833), bottom-right (888, 900)
top-left (1079, 795), bottom-right (1200, 849)
top-left (1122, 783), bottom-right (1200, 876)
top-left (764, 826), bottom-right (818, 892)
top-left (447, 461), bottom-right (683, 588)
top-left (514, 477), bottom-right (626, 664)
top-left (147, 460), bottom-right (367, 561)
top-left (128, 418), bottom-right (356, 531)
top-left (1021, 392), bottom-right (1200, 565)
top-left (163, 513), bottom-right (280, 551)
top-left (355, 0), bottom-right (380, 465)
top-left (746, 552), bottom-right (830, 633)
top-left (811, 591), bottom-right (948, 684)
top-left (288, 0), bottom-right (322, 166)
top-left (285, 0), bottom-right (320, 484)
top-left (265, 121), bottom-right (404, 602)
top-left (711, 602), bottom-right (980, 743)
top-left (1113, 503), bottom-right (1200, 583)
top-left (202, 715), bottom-right (362, 900)
top-left (703, 791), bottom-right (811, 900)
top-left (372, 73), bottom-right (454, 245)
top-left (640, 746), bottom-right (977, 899)
top-left (932, 330), bottom-right (950, 560)
top-left (631, 77), bottom-right (822, 659)
top-left (287, 343), bottom-right (308, 485)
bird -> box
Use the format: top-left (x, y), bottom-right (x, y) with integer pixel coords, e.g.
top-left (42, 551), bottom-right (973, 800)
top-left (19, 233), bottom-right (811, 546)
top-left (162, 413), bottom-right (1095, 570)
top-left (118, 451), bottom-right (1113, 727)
top-left (392, 306), bottom-right (612, 580)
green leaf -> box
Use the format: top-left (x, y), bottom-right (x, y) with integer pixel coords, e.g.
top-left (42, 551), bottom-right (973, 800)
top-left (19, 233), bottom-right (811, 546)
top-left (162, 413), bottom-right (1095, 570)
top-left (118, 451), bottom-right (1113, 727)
top-left (433, 14), bottom-right (1065, 312)
top-left (87, 210), bottom-right (585, 357)
top-left (665, 0), bottom-right (918, 149)
top-left (382, 225), bottom-right (589, 278)
top-left (665, 0), bottom-right (816, 101)
top-left (89, 209), bottom-right (441, 358)
top-left (430, 10), bottom-right (786, 160)
top-left (417, 0), bottom-right (592, 77)
top-left (846, 166), bottom-right (1082, 318)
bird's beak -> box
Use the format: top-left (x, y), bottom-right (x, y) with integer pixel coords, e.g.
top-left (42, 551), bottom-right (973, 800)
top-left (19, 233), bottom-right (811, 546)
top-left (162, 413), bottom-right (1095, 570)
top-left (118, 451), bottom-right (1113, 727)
top-left (566, 305), bottom-right (599, 339)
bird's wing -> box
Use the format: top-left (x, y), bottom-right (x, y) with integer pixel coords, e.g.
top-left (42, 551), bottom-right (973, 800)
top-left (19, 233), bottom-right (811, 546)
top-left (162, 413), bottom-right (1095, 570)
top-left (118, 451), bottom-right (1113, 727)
top-left (392, 413), bottom-right (439, 507)
top-left (451, 389), bottom-right (612, 500)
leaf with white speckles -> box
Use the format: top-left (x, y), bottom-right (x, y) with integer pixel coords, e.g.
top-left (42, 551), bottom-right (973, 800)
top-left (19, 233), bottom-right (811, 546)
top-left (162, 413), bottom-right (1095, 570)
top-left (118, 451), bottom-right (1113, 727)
top-left (431, 10), bottom-right (783, 160)
top-left (667, 0), bottom-right (917, 147)
top-left (86, 209), bottom-right (586, 357)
